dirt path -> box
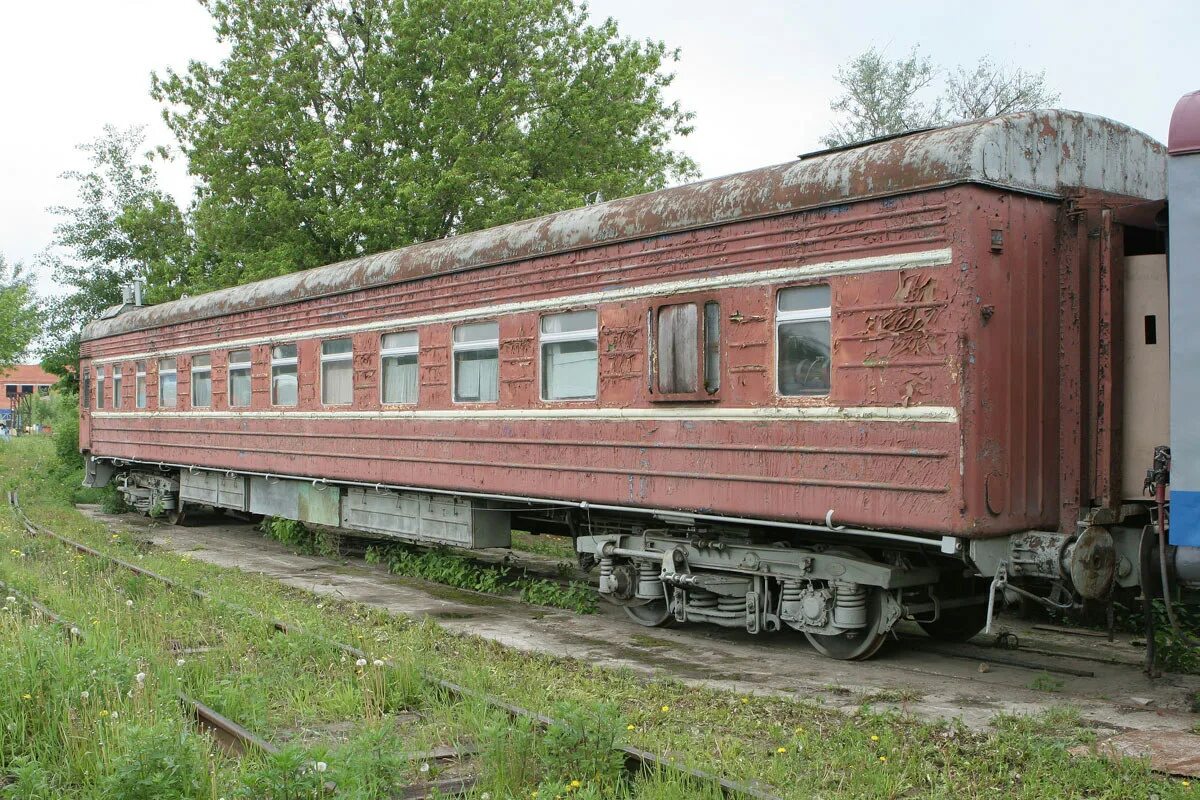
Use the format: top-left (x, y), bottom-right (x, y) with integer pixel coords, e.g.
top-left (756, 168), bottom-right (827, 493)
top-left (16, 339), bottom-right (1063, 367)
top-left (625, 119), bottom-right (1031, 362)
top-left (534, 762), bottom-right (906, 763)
top-left (80, 506), bottom-right (1200, 743)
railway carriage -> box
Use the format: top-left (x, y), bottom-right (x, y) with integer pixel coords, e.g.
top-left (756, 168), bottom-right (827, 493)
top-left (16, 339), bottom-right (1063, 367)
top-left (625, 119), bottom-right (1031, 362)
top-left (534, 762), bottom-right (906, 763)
top-left (78, 108), bottom-right (1190, 660)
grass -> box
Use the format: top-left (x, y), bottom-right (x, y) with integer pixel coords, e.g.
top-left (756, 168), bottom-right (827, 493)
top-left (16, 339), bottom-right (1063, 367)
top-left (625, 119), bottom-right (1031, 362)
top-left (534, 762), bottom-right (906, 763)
top-left (365, 542), bottom-right (598, 614)
top-left (0, 436), bottom-right (1194, 798)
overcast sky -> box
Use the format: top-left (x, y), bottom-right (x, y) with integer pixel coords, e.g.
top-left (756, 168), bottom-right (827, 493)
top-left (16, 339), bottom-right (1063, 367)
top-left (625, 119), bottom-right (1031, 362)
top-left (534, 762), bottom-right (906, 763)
top-left (1, 0), bottom-right (1196, 293)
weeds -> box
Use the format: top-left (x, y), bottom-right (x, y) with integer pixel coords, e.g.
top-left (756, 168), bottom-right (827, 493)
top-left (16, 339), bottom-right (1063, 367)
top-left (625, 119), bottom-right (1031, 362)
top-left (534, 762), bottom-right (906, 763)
top-left (260, 517), bottom-right (340, 558)
top-left (368, 544), bottom-right (598, 614)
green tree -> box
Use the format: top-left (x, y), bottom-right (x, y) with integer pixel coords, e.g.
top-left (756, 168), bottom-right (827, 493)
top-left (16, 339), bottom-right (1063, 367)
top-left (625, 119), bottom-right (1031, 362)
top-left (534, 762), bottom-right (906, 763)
top-left (0, 255), bottom-right (43, 374)
top-left (822, 47), bottom-right (1059, 147)
top-left (39, 126), bottom-right (192, 387)
top-left (821, 47), bottom-right (940, 147)
top-left (942, 56), bottom-right (1059, 120)
top-left (152, 0), bottom-right (696, 290)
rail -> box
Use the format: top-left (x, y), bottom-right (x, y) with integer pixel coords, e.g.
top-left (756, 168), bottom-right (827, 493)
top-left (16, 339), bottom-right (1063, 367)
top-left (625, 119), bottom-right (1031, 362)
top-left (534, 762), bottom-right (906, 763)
top-left (6, 491), bottom-right (783, 800)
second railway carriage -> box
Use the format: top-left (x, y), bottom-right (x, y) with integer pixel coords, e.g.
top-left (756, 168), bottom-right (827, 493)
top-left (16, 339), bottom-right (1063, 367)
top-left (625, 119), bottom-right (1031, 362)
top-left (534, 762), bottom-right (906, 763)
top-left (79, 109), bottom-right (1176, 660)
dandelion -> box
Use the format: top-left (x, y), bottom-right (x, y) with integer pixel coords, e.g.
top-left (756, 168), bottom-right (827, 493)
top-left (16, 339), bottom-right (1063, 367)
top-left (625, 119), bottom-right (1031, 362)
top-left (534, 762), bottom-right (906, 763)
top-left (355, 658), bottom-right (367, 667)
top-left (794, 726), bottom-right (804, 735)
top-left (98, 710), bottom-right (109, 718)
top-left (176, 659), bottom-right (186, 667)
top-left (80, 691), bottom-right (89, 700)
top-left (481, 794), bottom-right (491, 800)
top-left (741, 697), bottom-right (749, 704)
top-left (135, 672), bottom-right (146, 684)
top-left (626, 724), bottom-right (636, 731)
top-left (776, 747), bottom-right (788, 754)
top-left (314, 762), bottom-right (327, 773)
top-left (69, 627), bottom-right (81, 637)
top-left (660, 705), bottom-right (670, 712)
top-left (878, 756), bottom-right (887, 763)
top-left (419, 762), bottom-right (430, 774)
top-left (110, 712), bottom-right (118, 720)
top-left (372, 659), bottom-right (384, 667)
top-left (5, 596), bottom-right (13, 602)
top-left (870, 735), bottom-right (879, 742)
top-left (125, 599), bottom-right (133, 607)
top-left (21, 694), bottom-right (30, 700)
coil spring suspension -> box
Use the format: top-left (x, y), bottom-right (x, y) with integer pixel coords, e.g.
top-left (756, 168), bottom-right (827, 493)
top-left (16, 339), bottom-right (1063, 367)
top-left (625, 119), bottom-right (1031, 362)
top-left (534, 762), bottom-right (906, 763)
top-left (781, 580), bottom-right (802, 602)
top-left (688, 590), bottom-right (718, 609)
top-left (832, 581), bottom-right (867, 629)
top-left (636, 561), bottom-right (661, 598)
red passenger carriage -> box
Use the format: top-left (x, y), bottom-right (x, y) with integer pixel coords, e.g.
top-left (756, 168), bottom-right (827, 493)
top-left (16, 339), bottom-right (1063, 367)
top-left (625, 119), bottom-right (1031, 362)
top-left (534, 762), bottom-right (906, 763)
top-left (79, 110), bottom-right (1169, 659)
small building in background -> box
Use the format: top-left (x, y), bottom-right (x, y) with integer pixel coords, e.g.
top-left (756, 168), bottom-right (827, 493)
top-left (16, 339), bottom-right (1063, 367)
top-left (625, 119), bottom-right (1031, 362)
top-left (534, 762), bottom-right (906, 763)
top-left (0, 365), bottom-right (56, 431)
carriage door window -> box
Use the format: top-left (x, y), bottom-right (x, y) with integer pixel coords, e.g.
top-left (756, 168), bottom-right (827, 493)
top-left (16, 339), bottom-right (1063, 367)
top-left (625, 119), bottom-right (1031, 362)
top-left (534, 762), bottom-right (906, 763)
top-left (271, 344), bottom-right (298, 406)
top-left (95, 367), bottom-right (105, 409)
top-left (135, 362), bottom-right (147, 408)
top-left (191, 355), bottom-right (212, 407)
top-left (452, 321), bottom-right (499, 403)
top-left (653, 301), bottom-right (720, 399)
top-left (228, 349), bottom-right (252, 407)
top-left (381, 332), bottom-right (419, 404)
top-left (157, 359), bottom-right (177, 408)
top-left (321, 338), bottom-right (354, 405)
top-left (657, 303), bottom-right (698, 393)
top-left (112, 365), bottom-right (122, 409)
top-left (541, 310), bottom-right (598, 401)
top-left (777, 285), bottom-right (832, 396)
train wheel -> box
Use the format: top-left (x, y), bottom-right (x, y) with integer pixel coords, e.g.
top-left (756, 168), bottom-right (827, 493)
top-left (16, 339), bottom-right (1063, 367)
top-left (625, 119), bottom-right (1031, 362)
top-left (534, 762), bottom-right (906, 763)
top-left (803, 588), bottom-right (888, 661)
top-left (918, 603), bottom-right (987, 642)
top-left (623, 600), bottom-right (674, 627)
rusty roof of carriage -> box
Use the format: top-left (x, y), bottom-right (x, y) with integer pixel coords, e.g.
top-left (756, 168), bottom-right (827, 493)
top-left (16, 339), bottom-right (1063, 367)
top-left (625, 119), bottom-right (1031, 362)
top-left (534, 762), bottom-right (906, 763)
top-left (83, 109), bottom-right (1165, 342)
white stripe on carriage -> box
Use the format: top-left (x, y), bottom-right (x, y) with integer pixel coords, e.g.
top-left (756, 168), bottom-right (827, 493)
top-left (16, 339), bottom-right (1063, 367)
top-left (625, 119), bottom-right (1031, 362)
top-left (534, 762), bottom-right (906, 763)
top-left (92, 405), bottom-right (957, 423)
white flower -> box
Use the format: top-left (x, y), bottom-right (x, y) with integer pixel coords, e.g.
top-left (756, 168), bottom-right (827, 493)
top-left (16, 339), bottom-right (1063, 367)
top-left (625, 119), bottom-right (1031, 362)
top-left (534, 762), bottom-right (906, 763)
top-left (481, 793), bottom-right (491, 800)
top-left (355, 658), bottom-right (367, 667)
top-left (176, 659), bottom-right (186, 667)
top-left (315, 761), bottom-right (327, 773)
top-left (125, 600), bottom-right (133, 607)
top-left (419, 762), bottom-right (430, 774)
top-left (372, 659), bottom-right (384, 667)
top-left (5, 596), bottom-right (14, 602)
top-left (110, 711), bottom-right (118, 720)
top-left (69, 627), bottom-right (81, 637)
top-left (134, 672), bottom-right (146, 684)
top-left (80, 690), bottom-right (89, 700)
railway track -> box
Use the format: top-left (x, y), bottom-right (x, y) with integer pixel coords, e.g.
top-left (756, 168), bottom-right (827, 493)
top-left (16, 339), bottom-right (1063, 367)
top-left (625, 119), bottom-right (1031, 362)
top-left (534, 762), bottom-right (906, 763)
top-left (6, 491), bottom-right (783, 800)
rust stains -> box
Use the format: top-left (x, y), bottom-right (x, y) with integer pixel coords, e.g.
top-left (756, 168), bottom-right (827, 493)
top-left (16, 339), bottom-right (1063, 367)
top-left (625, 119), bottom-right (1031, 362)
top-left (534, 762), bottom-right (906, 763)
top-left (82, 111), bottom-right (1165, 343)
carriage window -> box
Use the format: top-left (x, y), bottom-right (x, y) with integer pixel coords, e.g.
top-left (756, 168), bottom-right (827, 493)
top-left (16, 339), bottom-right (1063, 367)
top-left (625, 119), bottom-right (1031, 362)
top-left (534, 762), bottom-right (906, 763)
top-left (158, 358), bottom-right (177, 408)
top-left (95, 367), bottom-right (105, 409)
top-left (381, 332), bottom-right (419, 405)
top-left (452, 321), bottom-right (499, 403)
top-left (112, 365), bottom-right (122, 409)
top-left (228, 349), bottom-right (252, 407)
top-left (191, 354), bottom-right (212, 407)
top-left (656, 303), bottom-right (698, 393)
top-left (135, 361), bottom-right (147, 408)
top-left (541, 310), bottom-right (597, 401)
top-left (271, 344), bottom-right (298, 406)
top-left (704, 302), bottom-right (720, 395)
top-left (777, 285), bottom-right (832, 396)
top-left (321, 338), bottom-right (354, 405)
